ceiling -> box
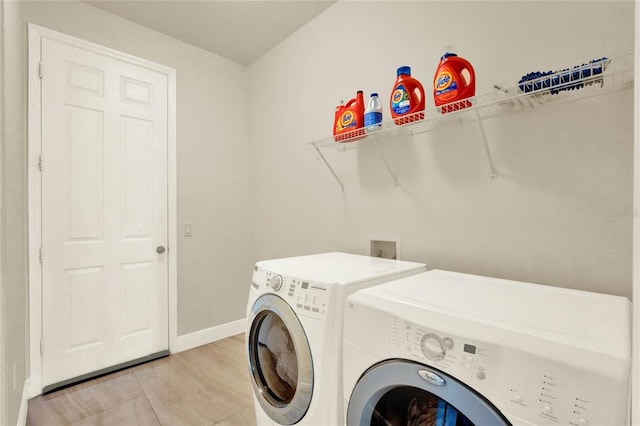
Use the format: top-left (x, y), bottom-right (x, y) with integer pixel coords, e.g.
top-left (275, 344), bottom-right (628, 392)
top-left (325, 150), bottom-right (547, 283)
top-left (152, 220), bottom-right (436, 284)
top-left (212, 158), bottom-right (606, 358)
top-left (86, 1), bottom-right (336, 66)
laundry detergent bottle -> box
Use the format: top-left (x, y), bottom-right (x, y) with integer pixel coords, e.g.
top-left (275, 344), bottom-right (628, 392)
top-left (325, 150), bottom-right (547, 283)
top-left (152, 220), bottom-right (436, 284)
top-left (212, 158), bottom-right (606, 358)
top-left (433, 52), bottom-right (476, 113)
top-left (390, 66), bottom-right (425, 125)
top-left (333, 90), bottom-right (365, 142)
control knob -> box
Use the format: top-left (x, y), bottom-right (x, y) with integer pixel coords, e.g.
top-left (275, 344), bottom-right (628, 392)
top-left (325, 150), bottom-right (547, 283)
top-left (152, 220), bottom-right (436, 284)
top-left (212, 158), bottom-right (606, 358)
top-left (270, 275), bottom-right (283, 291)
top-left (420, 333), bottom-right (450, 362)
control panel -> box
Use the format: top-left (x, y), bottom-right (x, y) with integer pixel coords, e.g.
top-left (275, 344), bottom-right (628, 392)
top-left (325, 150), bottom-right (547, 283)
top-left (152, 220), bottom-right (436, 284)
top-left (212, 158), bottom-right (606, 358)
top-left (391, 316), bottom-right (497, 390)
top-left (390, 314), bottom-right (630, 425)
top-left (256, 270), bottom-right (330, 318)
top-left (494, 347), bottom-right (629, 426)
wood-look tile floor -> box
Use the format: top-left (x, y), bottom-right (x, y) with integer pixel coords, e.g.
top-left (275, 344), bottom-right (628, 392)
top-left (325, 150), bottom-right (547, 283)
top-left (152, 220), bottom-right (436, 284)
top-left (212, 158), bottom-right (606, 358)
top-left (26, 334), bottom-right (257, 426)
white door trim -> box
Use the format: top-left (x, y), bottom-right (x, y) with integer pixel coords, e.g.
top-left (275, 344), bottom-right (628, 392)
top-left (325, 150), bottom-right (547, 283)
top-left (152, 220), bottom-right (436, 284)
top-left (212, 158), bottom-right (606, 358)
top-left (633, 3), bottom-right (639, 424)
top-left (0, 0), bottom-right (5, 422)
top-left (27, 23), bottom-right (177, 397)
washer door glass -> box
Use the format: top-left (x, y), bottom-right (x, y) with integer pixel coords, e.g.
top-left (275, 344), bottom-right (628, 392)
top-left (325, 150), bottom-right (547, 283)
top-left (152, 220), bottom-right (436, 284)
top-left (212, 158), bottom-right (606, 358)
top-left (347, 360), bottom-right (510, 426)
top-left (255, 310), bottom-right (298, 402)
top-left (248, 294), bottom-right (313, 425)
top-left (372, 386), bottom-right (473, 425)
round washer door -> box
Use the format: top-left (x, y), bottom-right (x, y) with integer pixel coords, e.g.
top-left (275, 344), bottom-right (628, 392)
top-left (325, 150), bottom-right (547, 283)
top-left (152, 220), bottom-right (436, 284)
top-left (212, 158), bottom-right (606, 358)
top-left (347, 360), bottom-right (511, 426)
top-left (247, 294), bottom-right (313, 425)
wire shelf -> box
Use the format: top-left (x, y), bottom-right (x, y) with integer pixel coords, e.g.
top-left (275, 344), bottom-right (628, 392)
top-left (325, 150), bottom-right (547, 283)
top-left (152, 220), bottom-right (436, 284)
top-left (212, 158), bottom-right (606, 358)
top-left (310, 53), bottom-right (634, 151)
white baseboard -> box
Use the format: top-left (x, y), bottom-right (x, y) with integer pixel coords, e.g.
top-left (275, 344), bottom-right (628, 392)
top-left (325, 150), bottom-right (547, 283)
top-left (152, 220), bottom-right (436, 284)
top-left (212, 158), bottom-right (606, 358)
top-left (17, 378), bottom-right (29, 426)
top-left (171, 318), bottom-right (246, 353)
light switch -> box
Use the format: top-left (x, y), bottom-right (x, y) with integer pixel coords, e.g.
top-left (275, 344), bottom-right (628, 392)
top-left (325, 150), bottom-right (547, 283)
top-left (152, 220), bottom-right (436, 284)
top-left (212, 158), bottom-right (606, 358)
top-left (184, 223), bottom-right (193, 237)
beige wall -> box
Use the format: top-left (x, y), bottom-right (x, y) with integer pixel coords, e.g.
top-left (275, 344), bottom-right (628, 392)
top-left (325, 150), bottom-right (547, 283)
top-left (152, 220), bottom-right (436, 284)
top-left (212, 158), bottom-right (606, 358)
top-left (2, 0), bottom-right (29, 423)
top-left (248, 1), bottom-right (635, 298)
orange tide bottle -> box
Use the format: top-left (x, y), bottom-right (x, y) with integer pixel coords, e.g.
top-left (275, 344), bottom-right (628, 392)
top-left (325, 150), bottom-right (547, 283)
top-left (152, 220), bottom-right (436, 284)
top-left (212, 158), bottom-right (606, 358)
top-left (333, 91), bottom-right (365, 142)
top-left (433, 52), bottom-right (476, 113)
top-left (390, 66), bottom-right (425, 125)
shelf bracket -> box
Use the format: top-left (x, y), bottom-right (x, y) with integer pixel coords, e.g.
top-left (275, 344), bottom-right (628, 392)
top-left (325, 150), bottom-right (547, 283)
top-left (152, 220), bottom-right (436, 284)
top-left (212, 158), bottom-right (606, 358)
top-left (373, 136), bottom-right (399, 186)
top-left (313, 146), bottom-right (344, 191)
top-left (475, 110), bottom-right (498, 180)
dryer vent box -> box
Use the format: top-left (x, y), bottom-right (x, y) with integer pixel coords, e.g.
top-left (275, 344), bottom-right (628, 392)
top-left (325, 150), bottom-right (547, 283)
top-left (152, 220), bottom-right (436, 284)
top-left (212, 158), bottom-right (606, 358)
top-left (370, 239), bottom-right (398, 260)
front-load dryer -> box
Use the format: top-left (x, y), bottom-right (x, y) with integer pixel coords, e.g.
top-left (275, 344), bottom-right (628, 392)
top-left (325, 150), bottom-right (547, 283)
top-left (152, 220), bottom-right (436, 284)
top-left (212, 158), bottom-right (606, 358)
top-left (246, 252), bottom-right (426, 425)
top-left (343, 270), bottom-right (631, 426)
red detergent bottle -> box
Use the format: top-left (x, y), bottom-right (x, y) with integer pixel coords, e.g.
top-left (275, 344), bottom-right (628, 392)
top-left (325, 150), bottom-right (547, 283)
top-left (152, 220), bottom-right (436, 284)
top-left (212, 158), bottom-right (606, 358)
top-left (333, 91), bottom-right (365, 142)
top-left (390, 66), bottom-right (425, 125)
top-left (433, 53), bottom-right (476, 113)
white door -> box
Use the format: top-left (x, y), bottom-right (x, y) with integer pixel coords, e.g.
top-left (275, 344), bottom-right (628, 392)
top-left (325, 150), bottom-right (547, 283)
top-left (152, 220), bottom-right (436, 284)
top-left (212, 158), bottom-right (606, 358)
top-left (40, 37), bottom-right (169, 389)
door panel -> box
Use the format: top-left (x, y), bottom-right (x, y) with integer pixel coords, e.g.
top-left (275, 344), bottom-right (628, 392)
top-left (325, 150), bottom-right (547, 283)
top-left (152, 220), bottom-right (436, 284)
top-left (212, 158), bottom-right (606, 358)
top-left (67, 105), bottom-right (104, 241)
top-left (41, 37), bottom-right (168, 388)
top-left (121, 116), bottom-right (153, 238)
top-left (121, 261), bottom-right (153, 337)
top-left (67, 267), bottom-right (105, 351)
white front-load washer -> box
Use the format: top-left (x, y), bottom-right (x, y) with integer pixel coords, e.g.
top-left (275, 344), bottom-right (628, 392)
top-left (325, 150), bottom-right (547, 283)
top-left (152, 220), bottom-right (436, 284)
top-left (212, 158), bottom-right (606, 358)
top-left (246, 252), bottom-right (426, 425)
top-left (343, 270), bottom-right (631, 426)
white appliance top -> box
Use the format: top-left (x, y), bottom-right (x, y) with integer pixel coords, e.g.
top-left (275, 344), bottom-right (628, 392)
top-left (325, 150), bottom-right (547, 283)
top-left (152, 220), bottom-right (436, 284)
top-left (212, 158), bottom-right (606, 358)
top-left (357, 269), bottom-right (631, 355)
top-left (255, 252), bottom-right (425, 286)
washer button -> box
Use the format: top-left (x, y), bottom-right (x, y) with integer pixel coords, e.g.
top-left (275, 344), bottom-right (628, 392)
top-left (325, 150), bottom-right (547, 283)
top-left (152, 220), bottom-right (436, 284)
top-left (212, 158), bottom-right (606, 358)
top-left (476, 371), bottom-right (486, 380)
top-left (442, 337), bottom-right (454, 349)
top-left (578, 419), bottom-right (589, 426)
top-left (543, 406), bottom-right (553, 414)
top-left (512, 395), bottom-right (523, 403)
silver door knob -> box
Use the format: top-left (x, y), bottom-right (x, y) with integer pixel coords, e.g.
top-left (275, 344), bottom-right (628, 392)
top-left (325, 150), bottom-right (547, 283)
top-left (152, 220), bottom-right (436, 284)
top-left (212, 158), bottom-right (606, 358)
top-left (156, 246), bottom-right (166, 254)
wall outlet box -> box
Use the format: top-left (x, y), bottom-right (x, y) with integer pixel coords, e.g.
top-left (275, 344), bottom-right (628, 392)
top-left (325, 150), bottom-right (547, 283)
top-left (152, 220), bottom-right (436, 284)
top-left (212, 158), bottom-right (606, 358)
top-left (370, 236), bottom-right (401, 260)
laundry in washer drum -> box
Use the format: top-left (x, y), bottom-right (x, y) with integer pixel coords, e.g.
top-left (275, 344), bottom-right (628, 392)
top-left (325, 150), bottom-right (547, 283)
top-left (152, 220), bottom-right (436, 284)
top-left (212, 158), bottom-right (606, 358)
top-left (257, 314), bottom-right (299, 398)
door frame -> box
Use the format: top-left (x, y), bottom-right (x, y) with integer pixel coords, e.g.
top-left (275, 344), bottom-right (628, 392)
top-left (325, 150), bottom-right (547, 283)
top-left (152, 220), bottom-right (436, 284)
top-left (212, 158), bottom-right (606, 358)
top-left (633, 3), bottom-right (639, 423)
top-left (27, 23), bottom-right (177, 397)
top-left (0, 0), bottom-right (5, 422)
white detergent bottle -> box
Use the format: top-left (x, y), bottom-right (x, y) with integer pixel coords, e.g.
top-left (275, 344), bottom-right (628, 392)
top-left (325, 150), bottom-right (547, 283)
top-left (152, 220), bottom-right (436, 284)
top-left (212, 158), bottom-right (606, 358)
top-left (364, 92), bottom-right (383, 134)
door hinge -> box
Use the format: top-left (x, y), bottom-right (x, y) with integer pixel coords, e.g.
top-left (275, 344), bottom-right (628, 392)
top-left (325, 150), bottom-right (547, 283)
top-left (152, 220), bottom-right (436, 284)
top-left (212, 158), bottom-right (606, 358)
top-left (39, 62), bottom-right (44, 79)
top-left (38, 154), bottom-right (43, 171)
top-left (40, 338), bottom-right (44, 355)
top-left (39, 246), bottom-right (44, 264)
